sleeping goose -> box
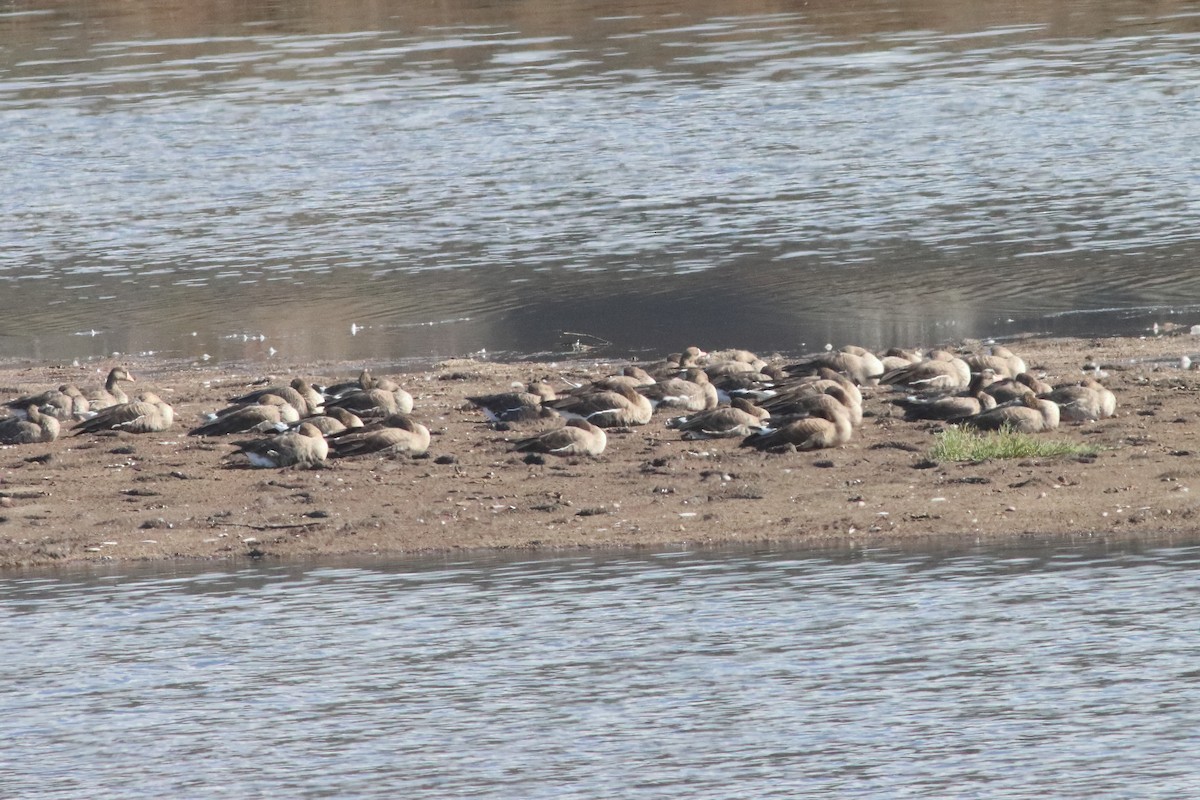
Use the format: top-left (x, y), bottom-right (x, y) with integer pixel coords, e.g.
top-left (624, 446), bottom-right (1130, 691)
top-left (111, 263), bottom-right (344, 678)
top-left (740, 404), bottom-right (853, 452)
top-left (328, 413), bottom-right (431, 458)
top-left (72, 392), bottom-right (174, 435)
top-left (188, 395), bottom-right (300, 436)
top-left (546, 383), bottom-right (653, 427)
top-left (0, 405), bottom-right (60, 444)
top-left (229, 423), bottom-right (328, 469)
top-left (513, 418), bottom-right (607, 457)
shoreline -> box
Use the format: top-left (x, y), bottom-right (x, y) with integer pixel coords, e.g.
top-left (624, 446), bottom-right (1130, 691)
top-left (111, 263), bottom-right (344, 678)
top-left (3, 332), bottom-right (1200, 571)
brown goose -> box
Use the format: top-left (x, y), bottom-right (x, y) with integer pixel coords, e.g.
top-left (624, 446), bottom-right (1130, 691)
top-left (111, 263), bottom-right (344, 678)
top-left (966, 353), bottom-right (1018, 379)
top-left (878, 347), bottom-right (924, 373)
top-left (87, 367), bottom-right (137, 410)
top-left (298, 407), bottom-right (365, 436)
top-left (790, 368), bottom-right (864, 409)
top-left (188, 395), bottom-right (300, 437)
top-left (880, 356), bottom-right (971, 393)
top-left (959, 393), bottom-right (1059, 433)
top-left (982, 378), bottom-right (1035, 405)
top-left (639, 368), bottom-right (719, 412)
top-left (761, 381), bottom-right (862, 426)
top-left (0, 405), bottom-right (60, 444)
top-left (893, 392), bottom-right (997, 422)
top-left (703, 360), bottom-right (762, 379)
top-left (73, 392), bottom-right (174, 435)
top-left (230, 423), bottom-right (328, 469)
top-left (325, 386), bottom-right (414, 417)
top-left (707, 348), bottom-right (762, 365)
top-left (783, 351), bottom-right (877, 386)
top-left (839, 345), bottom-right (885, 385)
top-left (466, 382), bottom-right (558, 423)
top-left (513, 418), bottom-right (607, 457)
top-left (740, 404), bottom-right (853, 452)
top-left (328, 414), bottom-right (431, 458)
top-left (1015, 372), bottom-right (1054, 395)
top-left (1040, 380), bottom-right (1116, 422)
top-left (991, 345), bottom-right (1028, 376)
top-left (546, 383), bottom-right (653, 427)
top-left (323, 368), bottom-right (405, 399)
top-left (1082, 377), bottom-right (1117, 418)
top-left (587, 366), bottom-right (657, 393)
top-left (666, 398), bottom-right (769, 439)
top-left (647, 346), bottom-right (708, 378)
top-left (5, 384), bottom-right (89, 421)
top-left (230, 378), bottom-right (323, 417)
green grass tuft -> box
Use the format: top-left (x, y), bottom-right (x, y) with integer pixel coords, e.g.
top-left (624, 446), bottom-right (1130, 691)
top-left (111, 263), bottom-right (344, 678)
top-left (928, 425), bottom-right (1101, 463)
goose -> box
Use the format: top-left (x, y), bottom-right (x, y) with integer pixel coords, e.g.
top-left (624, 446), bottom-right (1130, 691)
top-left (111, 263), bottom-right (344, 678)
top-left (73, 392), bottom-right (174, 435)
top-left (879, 356), bottom-right (971, 393)
top-left (740, 404), bottom-right (853, 452)
top-left (1015, 372), bottom-right (1054, 395)
top-left (513, 418), bottom-right (607, 457)
top-left (991, 345), bottom-right (1028, 376)
top-left (323, 368), bottom-right (403, 400)
top-left (761, 383), bottom-right (862, 427)
top-left (325, 386), bottom-right (414, 417)
top-left (188, 395), bottom-right (300, 436)
top-left (839, 345), bottom-right (885, 385)
top-left (959, 393), bottom-right (1059, 433)
top-left (703, 360), bottom-right (763, 379)
top-left (639, 368), bottom-right (719, 412)
top-left (708, 372), bottom-right (778, 403)
top-left (782, 351), bottom-right (877, 386)
top-left (646, 346), bottom-right (708, 378)
top-left (230, 423), bottom-right (328, 469)
top-left (0, 405), bottom-right (60, 444)
top-left (966, 353), bottom-right (1019, 379)
top-left (297, 407), bottom-right (365, 436)
top-left (1082, 377), bottom-right (1117, 418)
top-left (87, 367), bottom-right (137, 410)
top-left (878, 347), bottom-right (924, 373)
top-left (706, 348), bottom-right (762, 365)
top-left (982, 378), bottom-right (1035, 405)
top-left (546, 383), bottom-right (653, 427)
top-left (230, 378), bottom-right (323, 417)
top-left (893, 392), bottom-right (997, 422)
top-left (466, 382), bottom-right (558, 423)
top-left (666, 398), bottom-right (770, 439)
top-left (328, 414), bottom-right (431, 458)
top-left (1040, 380), bottom-right (1116, 422)
top-left (4, 384), bottom-right (89, 421)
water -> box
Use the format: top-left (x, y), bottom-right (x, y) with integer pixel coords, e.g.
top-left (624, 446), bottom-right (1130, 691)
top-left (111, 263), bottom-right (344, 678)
top-left (3, 0), bottom-right (1200, 363)
top-left (4, 540), bottom-right (1200, 798)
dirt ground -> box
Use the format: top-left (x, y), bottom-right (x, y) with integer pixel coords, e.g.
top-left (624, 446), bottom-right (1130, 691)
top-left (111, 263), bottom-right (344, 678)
top-left (2, 333), bottom-right (1200, 570)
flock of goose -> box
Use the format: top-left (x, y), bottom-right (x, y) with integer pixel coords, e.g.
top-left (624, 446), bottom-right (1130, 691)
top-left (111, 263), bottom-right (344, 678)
top-left (0, 342), bottom-right (1117, 466)
top-left (474, 342), bottom-right (1116, 458)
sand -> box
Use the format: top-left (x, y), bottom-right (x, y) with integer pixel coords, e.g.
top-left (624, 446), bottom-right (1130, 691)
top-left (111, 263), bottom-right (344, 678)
top-left (2, 333), bottom-right (1199, 570)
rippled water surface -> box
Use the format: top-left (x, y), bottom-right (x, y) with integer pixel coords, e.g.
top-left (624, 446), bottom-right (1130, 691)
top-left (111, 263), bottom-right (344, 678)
top-left (4, 541), bottom-right (1200, 798)
top-left (3, 0), bottom-right (1200, 363)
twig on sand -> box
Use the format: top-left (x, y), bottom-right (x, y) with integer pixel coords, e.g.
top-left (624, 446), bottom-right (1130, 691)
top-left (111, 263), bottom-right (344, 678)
top-left (562, 331), bottom-right (612, 353)
top-left (208, 520), bottom-right (323, 532)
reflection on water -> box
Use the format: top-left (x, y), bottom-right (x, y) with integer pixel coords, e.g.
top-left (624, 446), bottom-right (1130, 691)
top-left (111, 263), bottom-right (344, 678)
top-left (3, 541), bottom-right (1200, 798)
top-left (2, 0), bottom-right (1200, 363)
